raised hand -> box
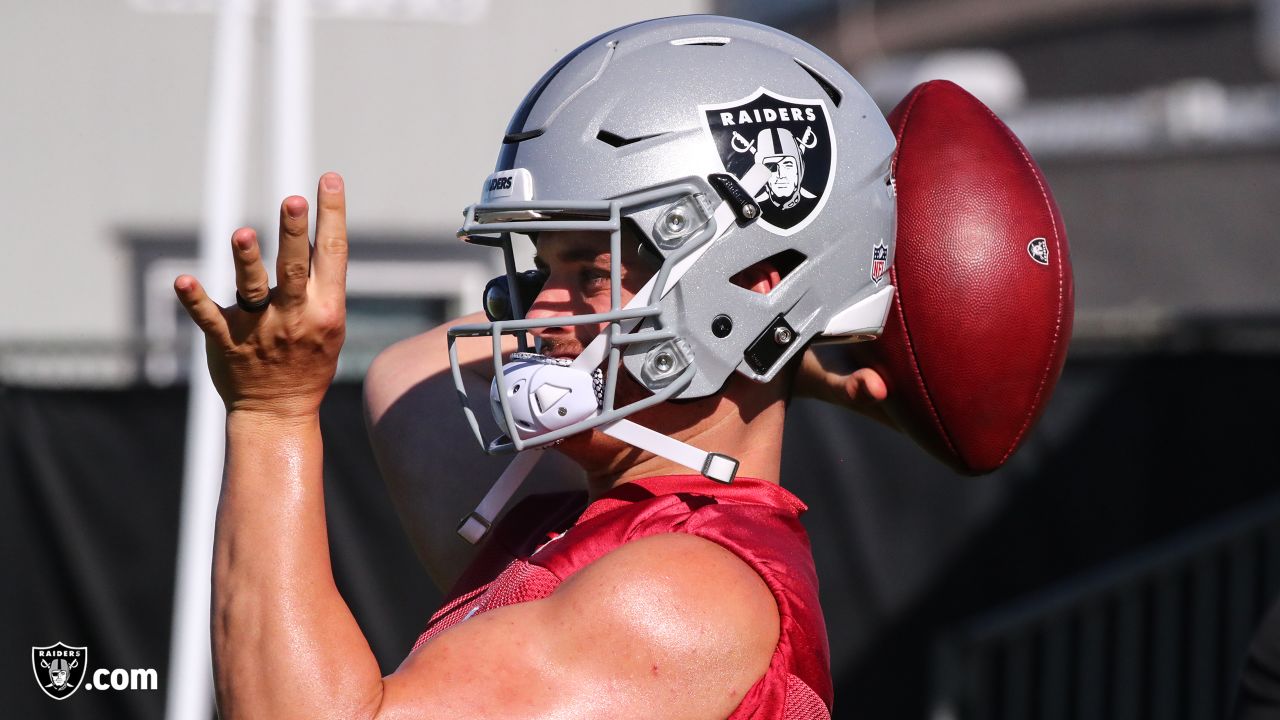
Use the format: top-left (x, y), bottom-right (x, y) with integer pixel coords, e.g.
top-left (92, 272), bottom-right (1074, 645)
top-left (174, 172), bottom-right (349, 422)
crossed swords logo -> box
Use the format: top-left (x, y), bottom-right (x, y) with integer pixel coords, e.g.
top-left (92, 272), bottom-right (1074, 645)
top-left (729, 126), bottom-right (819, 155)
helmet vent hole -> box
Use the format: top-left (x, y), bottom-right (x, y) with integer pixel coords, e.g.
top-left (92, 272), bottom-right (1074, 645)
top-left (730, 249), bottom-right (807, 296)
top-left (503, 128), bottom-right (545, 144)
top-left (596, 129), bottom-right (668, 148)
top-left (794, 58), bottom-right (842, 107)
top-left (670, 36), bottom-right (730, 46)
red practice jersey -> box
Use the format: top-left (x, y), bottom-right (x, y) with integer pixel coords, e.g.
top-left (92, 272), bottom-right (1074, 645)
top-left (413, 475), bottom-right (833, 719)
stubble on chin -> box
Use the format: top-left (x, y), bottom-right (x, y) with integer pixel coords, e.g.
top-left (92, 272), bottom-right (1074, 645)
top-left (537, 339), bottom-right (580, 360)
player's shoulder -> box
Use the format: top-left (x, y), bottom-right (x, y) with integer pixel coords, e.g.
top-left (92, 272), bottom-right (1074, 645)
top-left (391, 532), bottom-right (781, 719)
top-left (557, 532), bottom-right (780, 662)
top-left (363, 330), bottom-right (431, 424)
top-left (364, 313), bottom-right (492, 424)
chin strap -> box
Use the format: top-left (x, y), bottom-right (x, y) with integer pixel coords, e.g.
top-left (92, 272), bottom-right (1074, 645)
top-left (457, 448), bottom-right (546, 544)
top-left (457, 195), bottom-right (758, 544)
top-left (600, 419), bottom-right (738, 482)
top-left (455, 416), bottom-right (741, 545)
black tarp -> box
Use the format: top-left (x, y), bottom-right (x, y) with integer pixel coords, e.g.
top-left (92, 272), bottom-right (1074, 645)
top-left (5, 351), bottom-right (1280, 719)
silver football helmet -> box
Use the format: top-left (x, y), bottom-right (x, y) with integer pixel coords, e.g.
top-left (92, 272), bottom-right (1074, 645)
top-left (449, 15), bottom-right (897, 541)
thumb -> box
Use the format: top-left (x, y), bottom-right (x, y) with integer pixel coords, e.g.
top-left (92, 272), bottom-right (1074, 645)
top-left (844, 368), bottom-right (888, 405)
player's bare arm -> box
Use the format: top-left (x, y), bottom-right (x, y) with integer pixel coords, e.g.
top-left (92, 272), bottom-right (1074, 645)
top-left (175, 173), bottom-right (777, 719)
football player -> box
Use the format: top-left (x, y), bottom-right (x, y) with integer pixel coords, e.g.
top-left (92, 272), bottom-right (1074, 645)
top-left (177, 15), bottom-right (895, 719)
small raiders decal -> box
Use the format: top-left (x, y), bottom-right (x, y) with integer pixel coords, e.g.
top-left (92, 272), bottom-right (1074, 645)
top-left (1027, 237), bottom-right (1050, 265)
top-left (700, 88), bottom-right (836, 236)
top-left (871, 240), bottom-right (888, 284)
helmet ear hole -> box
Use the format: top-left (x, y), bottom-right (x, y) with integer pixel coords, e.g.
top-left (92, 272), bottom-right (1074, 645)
top-left (729, 249), bottom-right (806, 296)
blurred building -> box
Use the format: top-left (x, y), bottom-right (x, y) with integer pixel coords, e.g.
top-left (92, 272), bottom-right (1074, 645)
top-left (9, 0), bottom-right (1274, 385)
top-left (5, 3), bottom-right (1280, 719)
top-left (0, 0), bottom-right (708, 386)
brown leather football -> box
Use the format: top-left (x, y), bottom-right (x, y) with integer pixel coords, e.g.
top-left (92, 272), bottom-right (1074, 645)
top-left (849, 80), bottom-right (1074, 475)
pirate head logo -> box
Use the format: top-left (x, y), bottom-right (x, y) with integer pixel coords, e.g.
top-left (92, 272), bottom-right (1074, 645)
top-left (32, 642), bottom-right (87, 700)
top-left (700, 87), bottom-right (836, 235)
top-left (1027, 236), bottom-right (1050, 266)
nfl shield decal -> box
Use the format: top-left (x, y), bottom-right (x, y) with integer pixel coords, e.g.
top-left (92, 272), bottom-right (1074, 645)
top-left (871, 240), bottom-right (889, 284)
top-left (700, 87), bottom-right (836, 236)
top-left (32, 642), bottom-right (87, 700)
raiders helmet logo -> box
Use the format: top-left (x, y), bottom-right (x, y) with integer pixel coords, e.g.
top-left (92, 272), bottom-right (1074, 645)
top-left (699, 88), bottom-right (836, 236)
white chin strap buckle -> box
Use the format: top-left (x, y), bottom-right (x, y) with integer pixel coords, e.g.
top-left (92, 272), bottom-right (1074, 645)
top-left (703, 453), bottom-right (740, 483)
top-left (457, 513), bottom-right (492, 545)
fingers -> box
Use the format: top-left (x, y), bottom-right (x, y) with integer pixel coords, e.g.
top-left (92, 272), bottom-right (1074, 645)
top-left (174, 275), bottom-right (230, 345)
top-left (311, 172), bottom-right (348, 298)
top-left (845, 368), bottom-right (888, 404)
top-left (232, 228), bottom-right (271, 306)
top-left (275, 195), bottom-right (312, 308)
top-left (791, 348), bottom-right (828, 401)
top-left (222, 174), bottom-right (343, 315)
top-left (847, 367), bottom-right (896, 430)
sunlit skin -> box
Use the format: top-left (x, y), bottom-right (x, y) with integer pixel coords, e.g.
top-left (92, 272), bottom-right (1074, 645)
top-left (176, 173), bottom-right (894, 719)
top-left (178, 175), bottom-right (889, 720)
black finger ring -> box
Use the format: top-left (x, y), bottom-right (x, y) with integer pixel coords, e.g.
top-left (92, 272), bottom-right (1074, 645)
top-left (235, 290), bottom-right (271, 313)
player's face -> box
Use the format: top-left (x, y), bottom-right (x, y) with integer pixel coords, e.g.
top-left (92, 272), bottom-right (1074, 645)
top-left (765, 156), bottom-right (798, 197)
top-left (522, 230), bottom-right (709, 465)
top-left (525, 230), bottom-right (656, 359)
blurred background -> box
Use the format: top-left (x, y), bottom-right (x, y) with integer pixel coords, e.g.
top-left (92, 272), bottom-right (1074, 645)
top-left (3, 0), bottom-right (1279, 718)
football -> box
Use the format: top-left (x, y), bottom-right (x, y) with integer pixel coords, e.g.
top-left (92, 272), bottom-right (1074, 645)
top-left (849, 80), bottom-right (1075, 475)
